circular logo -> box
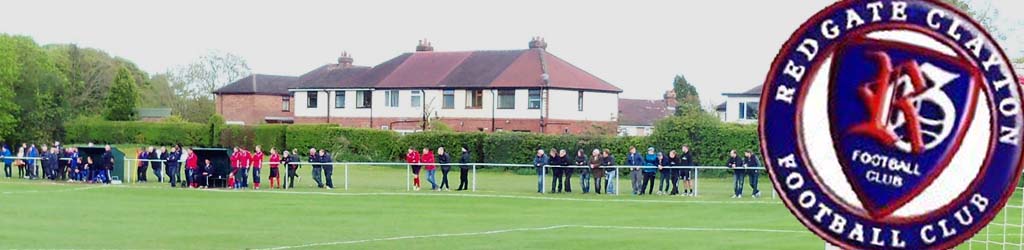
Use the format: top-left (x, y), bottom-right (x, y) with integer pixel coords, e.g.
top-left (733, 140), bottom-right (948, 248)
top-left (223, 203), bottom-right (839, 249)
top-left (760, 0), bottom-right (1023, 249)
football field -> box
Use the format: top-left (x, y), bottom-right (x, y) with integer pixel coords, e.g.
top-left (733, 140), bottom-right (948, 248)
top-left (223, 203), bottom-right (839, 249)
top-left (0, 166), bottom-right (1019, 249)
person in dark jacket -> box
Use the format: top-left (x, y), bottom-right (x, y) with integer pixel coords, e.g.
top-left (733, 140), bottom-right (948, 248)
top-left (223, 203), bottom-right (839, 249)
top-left (40, 145), bottom-right (52, 180)
top-left (744, 150), bottom-right (762, 198)
top-left (199, 158), bottom-right (213, 188)
top-left (457, 146), bottom-right (470, 191)
top-left (728, 149), bottom-right (744, 198)
top-left (437, 147), bottom-right (451, 191)
top-left (548, 148), bottom-right (562, 193)
top-left (680, 146), bottom-right (695, 196)
top-left (320, 149), bottom-right (334, 189)
top-left (283, 150), bottom-right (300, 189)
top-left (165, 147), bottom-right (181, 187)
top-left (532, 149), bottom-right (548, 193)
top-left (137, 149), bottom-right (149, 182)
top-left (309, 148), bottom-right (322, 188)
top-left (558, 149), bottom-right (570, 193)
top-left (666, 150), bottom-right (680, 195)
top-left (625, 146), bottom-right (643, 195)
top-left (575, 149), bottom-right (587, 193)
top-left (602, 149), bottom-right (617, 195)
top-left (100, 145), bottom-right (114, 184)
top-left (151, 147), bottom-right (164, 183)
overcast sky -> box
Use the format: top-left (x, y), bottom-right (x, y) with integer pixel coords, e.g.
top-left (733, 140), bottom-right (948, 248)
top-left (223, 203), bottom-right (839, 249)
top-left (1, 0), bottom-right (1021, 107)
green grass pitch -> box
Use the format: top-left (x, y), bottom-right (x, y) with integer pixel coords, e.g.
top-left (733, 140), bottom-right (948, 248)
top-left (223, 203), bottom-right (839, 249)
top-left (0, 165), bottom-right (1020, 249)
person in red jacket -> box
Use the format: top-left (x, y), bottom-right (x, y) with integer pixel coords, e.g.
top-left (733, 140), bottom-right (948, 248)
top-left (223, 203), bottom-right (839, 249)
top-left (251, 146), bottom-right (264, 190)
top-left (406, 148), bottom-right (421, 191)
top-left (230, 147), bottom-right (241, 189)
top-left (421, 148), bottom-right (438, 191)
top-left (185, 148), bottom-right (198, 188)
top-left (268, 148), bottom-right (281, 189)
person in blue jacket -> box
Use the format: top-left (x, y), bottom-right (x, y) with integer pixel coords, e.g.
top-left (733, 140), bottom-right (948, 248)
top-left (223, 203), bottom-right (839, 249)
top-left (728, 150), bottom-right (744, 198)
top-left (27, 144), bottom-right (38, 179)
top-left (640, 148), bottom-right (659, 195)
top-left (99, 145), bottom-right (114, 184)
top-left (165, 147), bottom-right (181, 187)
top-left (625, 146), bottom-right (644, 195)
top-left (533, 149), bottom-right (549, 194)
top-left (2, 146), bottom-right (12, 178)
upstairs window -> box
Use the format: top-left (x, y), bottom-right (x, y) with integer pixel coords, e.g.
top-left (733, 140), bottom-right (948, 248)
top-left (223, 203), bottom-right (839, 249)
top-left (411, 90), bottom-right (422, 108)
top-left (528, 89), bottom-right (541, 109)
top-left (306, 91), bottom-right (318, 108)
top-left (442, 90), bottom-right (455, 109)
top-left (466, 90), bottom-right (483, 109)
top-left (384, 90), bottom-right (399, 107)
top-left (334, 91), bottom-right (345, 108)
top-left (356, 90), bottom-right (372, 108)
top-left (497, 90), bottom-right (515, 109)
top-left (577, 91), bottom-right (584, 111)
top-left (739, 102), bottom-right (759, 120)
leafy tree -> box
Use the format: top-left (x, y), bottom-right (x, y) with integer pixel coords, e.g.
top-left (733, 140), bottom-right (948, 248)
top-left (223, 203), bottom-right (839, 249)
top-left (2, 35), bottom-right (68, 143)
top-left (672, 74), bottom-right (702, 116)
top-left (167, 51), bottom-right (251, 122)
top-left (104, 67), bottom-right (139, 121)
top-left (0, 37), bottom-right (21, 142)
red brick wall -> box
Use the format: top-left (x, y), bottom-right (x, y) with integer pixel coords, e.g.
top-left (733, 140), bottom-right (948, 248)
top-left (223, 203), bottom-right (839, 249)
top-left (293, 116), bottom-right (616, 135)
top-left (216, 94), bottom-right (293, 125)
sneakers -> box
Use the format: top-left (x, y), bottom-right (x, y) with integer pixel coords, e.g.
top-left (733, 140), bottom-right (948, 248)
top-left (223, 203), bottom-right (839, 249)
top-left (752, 191), bottom-right (761, 198)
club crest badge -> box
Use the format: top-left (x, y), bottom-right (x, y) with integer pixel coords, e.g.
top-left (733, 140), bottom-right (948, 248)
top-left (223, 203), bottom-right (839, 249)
top-left (760, 0), bottom-right (1023, 249)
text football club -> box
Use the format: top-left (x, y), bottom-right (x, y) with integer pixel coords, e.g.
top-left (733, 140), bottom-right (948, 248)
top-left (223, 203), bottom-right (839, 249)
top-left (759, 0), bottom-right (1023, 249)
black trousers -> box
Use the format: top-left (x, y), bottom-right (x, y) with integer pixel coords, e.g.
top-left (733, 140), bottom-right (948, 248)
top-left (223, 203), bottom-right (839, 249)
top-left (593, 176), bottom-right (602, 194)
top-left (564, 169), bottom-right (573, 193)
top-left (287, 168), bottom-right (298, 188)
top-left (3, 163), bottom-right (10, 178)
top-left (137, 165), bottom-right (147, 181)
top-left (323, 166), bottom-right (334, 188)
top-left (641, 172), bottom-right (656, 195)
top-left (440, 167), bottom-right (450, 189)
top-left (551, 168), bottom-right (563, 193)
top-left (458, 168), bottom-right (469, 190)
top-left (670, 170), bottom-right (680, 195)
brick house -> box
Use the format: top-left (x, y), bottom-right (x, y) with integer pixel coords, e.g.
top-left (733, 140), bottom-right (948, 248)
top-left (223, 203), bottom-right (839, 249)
top-left (290, 38), bottom-right (623, 134)
top-left (617, 91), bottom-right (676, 136)
top-left (214, 74), bottom-right (298, 125)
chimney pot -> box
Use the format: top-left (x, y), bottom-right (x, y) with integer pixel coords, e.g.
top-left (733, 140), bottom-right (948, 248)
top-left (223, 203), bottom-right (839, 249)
top-left (416, 39), bottom-right (434, 52)
top-left (337, 51), bottom-right (354, 68)
top-left (529, 36), bottom-right (548, 50)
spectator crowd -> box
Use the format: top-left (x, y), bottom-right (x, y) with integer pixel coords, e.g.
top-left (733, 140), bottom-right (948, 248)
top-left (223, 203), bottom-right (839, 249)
top-left (2, 142), bottom-right (764, 197)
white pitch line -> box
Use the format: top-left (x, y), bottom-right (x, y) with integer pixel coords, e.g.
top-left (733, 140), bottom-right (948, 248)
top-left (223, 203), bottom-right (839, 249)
top-left (253, 224), bottom-right (808, 250)
top-left (0, 185), bottom-right (107, 195)
top-left (210, 189), bottom-right (781, 205)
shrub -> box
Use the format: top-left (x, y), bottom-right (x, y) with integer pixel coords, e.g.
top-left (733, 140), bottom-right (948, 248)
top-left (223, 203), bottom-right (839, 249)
top-left (65, 118), bottom-right (209, 146)
top-left (285, 124), bottom-right (400, 162)
top-left (253, 124), bottom-right (287, 151)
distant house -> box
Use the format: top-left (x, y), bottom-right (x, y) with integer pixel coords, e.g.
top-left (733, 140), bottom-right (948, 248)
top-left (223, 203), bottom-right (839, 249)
top-left (137, 108), bottom-right (171, 122)
top-left (617, 91), bottom-right (676, 136)
top-left (213, 74), bottom-right (298, 125)
top-left (718, 85), bottom-right (761, 124)
top-left (289, 38), bottom-right (623, 134)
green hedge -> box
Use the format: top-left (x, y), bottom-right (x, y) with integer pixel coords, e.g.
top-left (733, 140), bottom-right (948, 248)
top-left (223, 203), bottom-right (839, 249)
top-left (648, 114), bottom-right (759, 166)
top-left (285, 124), bottom-right (401, 162)
top-left (399, 132), bottom-right (485, 162)
top-left (63, 113), bottom-right (760, 168)
top-left (65, 119), bottom-right (210, 146)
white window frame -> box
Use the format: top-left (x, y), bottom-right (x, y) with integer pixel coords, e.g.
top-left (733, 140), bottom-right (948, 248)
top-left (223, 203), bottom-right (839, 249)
top-left (334, 91), bottom-right (346, 109)
top-left (306, 91), bottom-right (318, 108)
top-left (411, 90), bottom-right (422, 108)
top-left (385, 90), bottom-right (400, 107)
top-left (497, 89), bottom-right (515, 109)
top-left (528, 89), bottom-right (541, 110)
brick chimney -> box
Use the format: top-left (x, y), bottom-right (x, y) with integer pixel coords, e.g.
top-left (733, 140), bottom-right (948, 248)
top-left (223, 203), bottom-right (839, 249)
top-left (337, 51), bottom-right (353, 68)
top-left (664, 90), bottom-right (678, 107)
top-left (416, 39), bottom-right (434, 52)
top-left (528, 36), bottom-right (548, 50)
